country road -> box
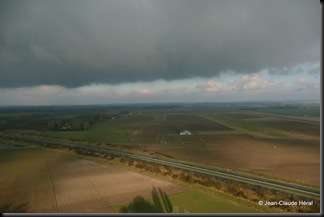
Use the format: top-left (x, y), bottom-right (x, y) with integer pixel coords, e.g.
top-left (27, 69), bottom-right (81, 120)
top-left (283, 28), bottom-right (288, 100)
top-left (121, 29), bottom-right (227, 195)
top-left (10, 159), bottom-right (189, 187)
top-left (2, 135), bottom-right (320, 199)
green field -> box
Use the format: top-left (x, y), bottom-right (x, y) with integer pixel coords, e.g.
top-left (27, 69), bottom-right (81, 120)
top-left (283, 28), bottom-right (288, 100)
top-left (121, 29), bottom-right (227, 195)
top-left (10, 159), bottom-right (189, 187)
top-left (46, 121), bottom-right (129, 143)
top-left (168, 189), bottom-right (261, 213)
top-left (116, 189), bottom-right (261, 213)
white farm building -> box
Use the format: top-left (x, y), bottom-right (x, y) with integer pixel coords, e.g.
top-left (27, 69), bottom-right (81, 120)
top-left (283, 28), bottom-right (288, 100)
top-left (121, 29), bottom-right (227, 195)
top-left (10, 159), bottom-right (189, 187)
top-left (179, 129), bottom-right (192, 135)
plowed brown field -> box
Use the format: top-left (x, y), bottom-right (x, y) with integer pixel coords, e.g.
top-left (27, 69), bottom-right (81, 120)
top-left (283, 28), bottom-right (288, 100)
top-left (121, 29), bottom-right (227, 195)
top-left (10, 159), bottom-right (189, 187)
top-left (0, 147), bottom-right (186, 213)
top-left (148, 135), bottom-right (320, 186)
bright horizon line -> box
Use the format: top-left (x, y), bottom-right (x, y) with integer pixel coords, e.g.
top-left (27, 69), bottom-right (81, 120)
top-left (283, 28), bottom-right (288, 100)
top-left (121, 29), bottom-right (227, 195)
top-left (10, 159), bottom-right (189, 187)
top-left (0, 98), bottom-right (320, 107)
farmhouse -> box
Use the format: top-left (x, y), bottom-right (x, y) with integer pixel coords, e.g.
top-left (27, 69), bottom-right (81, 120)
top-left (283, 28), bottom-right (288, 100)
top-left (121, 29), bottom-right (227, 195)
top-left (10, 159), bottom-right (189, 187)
top-left (179, 129), bottom-right (192, 135)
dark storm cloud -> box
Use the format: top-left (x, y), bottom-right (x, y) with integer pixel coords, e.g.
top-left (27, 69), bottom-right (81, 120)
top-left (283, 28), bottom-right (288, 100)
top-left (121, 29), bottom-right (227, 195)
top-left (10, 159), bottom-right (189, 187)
top-left (0, 0), bottom-right (320, 88)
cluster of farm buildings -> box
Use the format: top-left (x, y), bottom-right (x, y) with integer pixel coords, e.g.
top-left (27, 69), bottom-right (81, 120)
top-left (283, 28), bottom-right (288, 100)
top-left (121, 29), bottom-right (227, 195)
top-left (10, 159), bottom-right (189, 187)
top-left (179, 129), bottom-right (192, 135)
top-left (48, 119), bottom-right (90, 131)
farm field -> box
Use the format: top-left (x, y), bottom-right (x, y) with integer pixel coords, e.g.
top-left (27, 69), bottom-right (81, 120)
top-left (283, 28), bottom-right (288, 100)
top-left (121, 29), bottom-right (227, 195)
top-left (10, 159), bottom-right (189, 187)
top-left (245, 118), bottom-right (320, 137)
top-left (0, 146), bottom-right (187, 213)
top-left (46, 121), bottom-right (129, 143)
top-left (44, 113), bottom-right (233, 145)
top-left (218, 112), bottom-right (320, 137)
top-left (0, 103), bottom-right (320, 213)
top-left (147, 134), bottom-right (320, 186)
top-left (205, 113), bottom-right (320, 139)
top-left (253, 107), bottom-right (320, 118)
top-left (163, 189), bottom-right (260, 213)
top-left (115, 189), bottom-right (260, 213)
top-left (22, 108), bottom-right (321, 187)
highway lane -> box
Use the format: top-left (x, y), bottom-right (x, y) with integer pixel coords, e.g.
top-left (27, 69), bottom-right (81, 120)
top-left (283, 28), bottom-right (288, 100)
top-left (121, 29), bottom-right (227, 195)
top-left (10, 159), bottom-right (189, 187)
top-left (3, 135), bottom-right (320, 199)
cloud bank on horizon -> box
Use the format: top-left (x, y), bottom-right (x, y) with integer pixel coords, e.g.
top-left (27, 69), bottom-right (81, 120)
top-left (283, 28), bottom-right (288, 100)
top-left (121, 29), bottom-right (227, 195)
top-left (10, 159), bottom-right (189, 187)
top-left (0, 0), bottom-right (321, 105)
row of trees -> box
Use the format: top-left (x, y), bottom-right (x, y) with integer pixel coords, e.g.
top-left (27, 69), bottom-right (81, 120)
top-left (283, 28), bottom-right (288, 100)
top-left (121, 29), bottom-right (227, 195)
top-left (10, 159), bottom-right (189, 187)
top-left (0, 114), bottom-right (49, 131)
top-left (47, 113), bottom-right (120, 131)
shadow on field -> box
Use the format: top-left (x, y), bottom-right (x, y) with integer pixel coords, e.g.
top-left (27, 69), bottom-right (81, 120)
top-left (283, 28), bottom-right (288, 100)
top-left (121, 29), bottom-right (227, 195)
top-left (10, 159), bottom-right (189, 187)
top-left (119, 186), bottom-right (173, 213)
top-left (0, 202), bottom-right (29, 213)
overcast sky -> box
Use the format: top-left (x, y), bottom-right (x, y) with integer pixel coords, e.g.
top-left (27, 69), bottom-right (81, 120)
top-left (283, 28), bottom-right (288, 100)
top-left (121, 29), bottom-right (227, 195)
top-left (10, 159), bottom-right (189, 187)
top-left (0, 0), bottom-right (321, 105)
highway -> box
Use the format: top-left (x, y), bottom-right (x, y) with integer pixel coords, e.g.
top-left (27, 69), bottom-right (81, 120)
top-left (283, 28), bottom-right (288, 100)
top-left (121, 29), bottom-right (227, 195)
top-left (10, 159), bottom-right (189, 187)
top-left (3, 135), bottom-right (320, 199)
